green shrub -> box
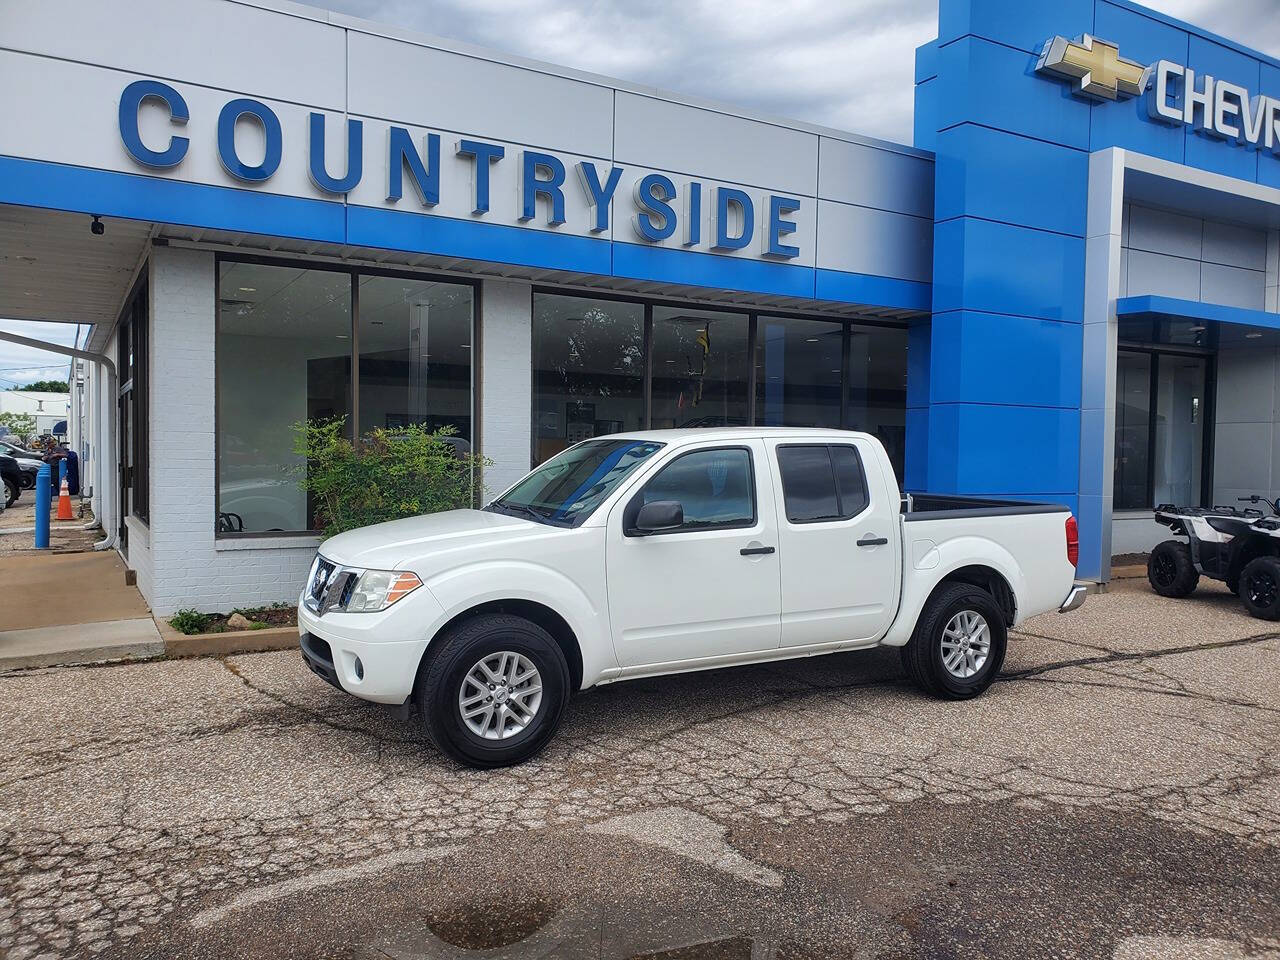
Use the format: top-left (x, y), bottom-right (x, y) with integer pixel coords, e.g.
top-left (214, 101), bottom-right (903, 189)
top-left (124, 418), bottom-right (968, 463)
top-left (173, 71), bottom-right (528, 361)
top-left (169, 608), bottom-right (209, 635)
top-left (291, 418), bottom-right (490, 537)
top-left (248, 621), bottom-right (269, 631)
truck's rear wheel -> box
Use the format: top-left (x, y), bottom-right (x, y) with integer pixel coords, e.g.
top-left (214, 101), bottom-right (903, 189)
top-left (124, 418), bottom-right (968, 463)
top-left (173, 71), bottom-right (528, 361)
top-left (416, 613), bottom-right (570, 769)
top-left (1147, 540), bottom-right (1198, 597)
top-left (901, 583), bottom-right (1007, 700)
top-left (1238, 556), bottom-right (1280, 620)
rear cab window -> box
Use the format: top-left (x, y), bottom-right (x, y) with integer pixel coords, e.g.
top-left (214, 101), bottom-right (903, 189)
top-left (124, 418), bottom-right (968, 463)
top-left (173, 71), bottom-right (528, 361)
top-left (776, 444), bottom-right (871, 523)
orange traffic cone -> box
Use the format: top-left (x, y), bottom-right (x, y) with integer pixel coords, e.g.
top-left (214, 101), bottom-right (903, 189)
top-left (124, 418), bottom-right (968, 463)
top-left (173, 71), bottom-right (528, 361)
top-left (56, 476), bottom-right (73, 521)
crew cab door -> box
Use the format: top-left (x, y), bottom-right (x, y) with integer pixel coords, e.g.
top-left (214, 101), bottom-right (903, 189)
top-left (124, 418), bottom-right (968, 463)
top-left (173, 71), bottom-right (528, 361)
top-left (764, 438), bottom-right (900, 648)
top-left (605, 441), bottom-right (782, 668)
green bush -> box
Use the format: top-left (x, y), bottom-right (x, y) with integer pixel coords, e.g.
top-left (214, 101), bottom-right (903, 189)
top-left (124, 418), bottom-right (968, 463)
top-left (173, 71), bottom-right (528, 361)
top-left (291, 418), bottom-right (490, 537)
top-left (169, 608), bottom-right (209, 635)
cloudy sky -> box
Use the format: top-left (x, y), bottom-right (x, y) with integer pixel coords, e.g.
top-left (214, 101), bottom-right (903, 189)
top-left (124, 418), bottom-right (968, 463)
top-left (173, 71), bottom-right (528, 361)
top-left (1, 0), bottom-right (1277, 385)
top-left (304, 0), bottom-right (1280, 140)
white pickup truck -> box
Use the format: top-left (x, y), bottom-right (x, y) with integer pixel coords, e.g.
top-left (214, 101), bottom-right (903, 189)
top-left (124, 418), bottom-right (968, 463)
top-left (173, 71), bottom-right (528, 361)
top-left (298, 428), bottom-right (1086, 768)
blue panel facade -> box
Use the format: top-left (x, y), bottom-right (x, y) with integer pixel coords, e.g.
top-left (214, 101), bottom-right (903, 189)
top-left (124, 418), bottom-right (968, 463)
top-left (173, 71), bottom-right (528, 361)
top-left (917, 0), bottom-right (1280, 580)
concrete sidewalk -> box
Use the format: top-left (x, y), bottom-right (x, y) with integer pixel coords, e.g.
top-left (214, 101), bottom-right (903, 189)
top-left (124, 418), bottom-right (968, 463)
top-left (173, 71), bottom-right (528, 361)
top-left (0, 618), bottom-right (164, 669)
top-left (0, 550), bottom-right (161, 669)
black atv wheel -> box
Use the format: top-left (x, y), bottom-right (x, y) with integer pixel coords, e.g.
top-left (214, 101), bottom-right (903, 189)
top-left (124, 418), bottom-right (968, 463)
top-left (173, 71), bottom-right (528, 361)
top-left (1147, 540), bottom-right (1198, 598)
top-left (1239, 556), bottom-right (1280, 620)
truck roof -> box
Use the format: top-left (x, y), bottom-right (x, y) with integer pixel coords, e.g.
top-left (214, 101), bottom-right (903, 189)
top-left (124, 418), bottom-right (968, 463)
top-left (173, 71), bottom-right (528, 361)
top-left (600, 427), bottom-right (876, 446)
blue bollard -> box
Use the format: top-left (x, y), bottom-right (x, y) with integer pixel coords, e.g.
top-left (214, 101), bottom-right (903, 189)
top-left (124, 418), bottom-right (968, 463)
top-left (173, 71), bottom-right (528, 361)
top-left (35, 464), bottom-right (51, 549)
top-left (53, 458), bottom-right (66, 501)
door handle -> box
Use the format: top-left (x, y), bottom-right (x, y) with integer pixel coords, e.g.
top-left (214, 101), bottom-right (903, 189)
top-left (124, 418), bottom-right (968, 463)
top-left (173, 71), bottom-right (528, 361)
top-left (857, 535), bottom-right (888, 547)
top-left (740, 546), bottom-right (776, 556)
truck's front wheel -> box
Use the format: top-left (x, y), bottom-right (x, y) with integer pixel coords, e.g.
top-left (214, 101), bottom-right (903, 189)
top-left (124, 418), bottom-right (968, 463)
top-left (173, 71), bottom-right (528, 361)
top-left (416, 613), bottom-right (571, 769)
top-left (901, 583), bottom-right (1007, 700)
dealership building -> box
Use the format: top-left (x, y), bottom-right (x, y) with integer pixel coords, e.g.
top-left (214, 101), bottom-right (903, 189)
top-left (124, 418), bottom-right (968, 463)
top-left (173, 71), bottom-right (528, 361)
top-left (4, 0), bottom-right (1280, 613)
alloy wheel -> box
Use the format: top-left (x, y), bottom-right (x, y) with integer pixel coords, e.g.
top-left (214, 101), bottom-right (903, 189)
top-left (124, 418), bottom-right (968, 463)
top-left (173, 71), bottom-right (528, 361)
top-left (940, 610), bottom-right (991, 679)
top-left (458, 651), bottom-right (544, 740)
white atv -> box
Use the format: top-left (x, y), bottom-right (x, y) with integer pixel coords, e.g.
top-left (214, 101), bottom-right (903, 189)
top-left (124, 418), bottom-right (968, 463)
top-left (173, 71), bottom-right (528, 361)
top-left (1149, 496), bottom-right (1280, 619)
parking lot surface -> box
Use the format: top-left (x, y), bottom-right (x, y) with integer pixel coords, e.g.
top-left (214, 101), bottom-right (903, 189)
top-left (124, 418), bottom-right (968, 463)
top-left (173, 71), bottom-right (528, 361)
top-left (1, 579), bottom-right (1277, 959)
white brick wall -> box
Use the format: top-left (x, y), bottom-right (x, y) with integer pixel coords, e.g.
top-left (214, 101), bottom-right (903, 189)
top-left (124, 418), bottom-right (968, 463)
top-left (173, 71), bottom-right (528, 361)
top-left (141, 246), bottom-right (316, 615)
top-left (479, 279), bottom-right (532, 497)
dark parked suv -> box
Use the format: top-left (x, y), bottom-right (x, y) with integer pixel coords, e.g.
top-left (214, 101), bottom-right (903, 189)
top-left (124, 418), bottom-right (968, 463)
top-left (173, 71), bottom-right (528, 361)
top-left (1, 455), bottom-right (21, 508)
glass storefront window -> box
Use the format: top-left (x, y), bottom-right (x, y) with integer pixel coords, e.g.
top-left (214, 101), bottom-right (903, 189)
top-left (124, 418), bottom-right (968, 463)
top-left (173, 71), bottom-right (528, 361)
top-left (754, 317), bottom-right (844, 429)
top-left (1114, 351), bottom-right (1152, 510)
top-left (357, 275), bottom-right (474, 442)
top-left (1153, 356), bottom-right (1206, 507)
top-left (218, 261), bottom-right (352, 533)
top-left (846, 323), bottom-right (907, 481)
top-left (650, 307), bottom-right (749, 429)
top-left (532, 294), bottom-right (645, 466)
top-left (217, 260), bottom-right (474, 534)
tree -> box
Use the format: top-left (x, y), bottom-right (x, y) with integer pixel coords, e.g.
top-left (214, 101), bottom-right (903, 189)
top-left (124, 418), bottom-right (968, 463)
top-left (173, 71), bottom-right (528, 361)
top-left (10, 380), bottom-right (69, 393)
top-left (0, 413), bottom-right (37, 445)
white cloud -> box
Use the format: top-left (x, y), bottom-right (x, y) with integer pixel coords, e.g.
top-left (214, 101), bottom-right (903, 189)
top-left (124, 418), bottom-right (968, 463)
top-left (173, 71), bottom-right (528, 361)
top-left (0, 321), bottom-right (80, 389)
top-left (305, 0), bottom-right (1280, 143)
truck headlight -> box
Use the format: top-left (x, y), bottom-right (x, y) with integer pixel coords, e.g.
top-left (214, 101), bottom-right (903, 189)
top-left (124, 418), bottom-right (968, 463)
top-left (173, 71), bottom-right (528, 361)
top-left (343, 569), bottom-right (423, 613)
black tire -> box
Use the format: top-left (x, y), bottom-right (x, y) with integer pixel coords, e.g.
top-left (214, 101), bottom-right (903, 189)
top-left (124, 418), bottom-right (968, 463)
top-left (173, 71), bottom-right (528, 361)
top-left (900, 583), bottom-right (1007, 700)
top-left (3, 478), bottom-right (17, 508)
top-left (1238, 556), bottom-right (1280, 620)
top-left (18, 474), bottom-right (34, 490)
top-left (416, 613), bottom-right (570, 769)
top-left (1147, 540), bottom-right (1198, 597)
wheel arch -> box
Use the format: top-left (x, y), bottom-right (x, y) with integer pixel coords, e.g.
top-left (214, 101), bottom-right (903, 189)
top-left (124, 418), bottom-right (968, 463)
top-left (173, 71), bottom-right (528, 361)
top-left (416, 599), bottom-right (584, 695)
top-left (926, 564), bottom-right (1017, 627)
top-left (1227, 533), bottom-right (1280, 583)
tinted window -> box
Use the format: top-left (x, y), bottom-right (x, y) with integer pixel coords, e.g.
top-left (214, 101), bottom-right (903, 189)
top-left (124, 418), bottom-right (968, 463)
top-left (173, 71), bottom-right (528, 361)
top-left (778, 445), bottom-right (870, 523)
top-left (831, 446), bottom-right (869, 517)
top-left (640, 448), bottom-right (755, 530)
top-left (777, 446), bottom-right (840, 522)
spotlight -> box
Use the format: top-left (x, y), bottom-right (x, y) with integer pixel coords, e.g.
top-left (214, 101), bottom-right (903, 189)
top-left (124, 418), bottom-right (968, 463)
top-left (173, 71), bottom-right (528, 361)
top-left (90, 215), bottom-right (105, 236)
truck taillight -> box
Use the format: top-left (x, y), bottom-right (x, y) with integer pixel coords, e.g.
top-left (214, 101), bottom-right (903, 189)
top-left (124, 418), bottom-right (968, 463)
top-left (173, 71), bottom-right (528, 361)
top-left (1065, 516), bottom-right (1079, 567)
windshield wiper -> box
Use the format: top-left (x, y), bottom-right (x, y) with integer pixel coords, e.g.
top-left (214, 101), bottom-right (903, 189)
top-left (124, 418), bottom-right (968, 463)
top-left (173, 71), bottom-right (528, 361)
top-left (489, 501), bottom-right (559, 524)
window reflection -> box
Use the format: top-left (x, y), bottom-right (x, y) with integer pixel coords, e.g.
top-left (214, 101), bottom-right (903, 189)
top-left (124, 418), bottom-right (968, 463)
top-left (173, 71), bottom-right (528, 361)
top-left (532, 294), bottom-right (644, 466)
top-left (754, 317), bottom-right (844, 428)
top-left (357, 275), bottom-right (473, 442)
top-left (650, 307), bottom-right (749, 429)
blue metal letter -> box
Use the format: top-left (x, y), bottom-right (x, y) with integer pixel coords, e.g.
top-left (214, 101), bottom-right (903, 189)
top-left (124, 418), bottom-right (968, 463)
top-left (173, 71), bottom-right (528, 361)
top-left (714, 187), bottom-right (754, 251)
top-left (118, 79), bottom-right (189, 168)
top-left (456, 139), bottom-right (505, 214)
top-left (308, 113), bottom-right (363, 194)
top-left (766, 195), bottom-right (801, 258)
top-left (387, 128), bottom-right (440, 205)
top-left (520, 152), bottom-right (567, 225)
top-left (633, 173), bottom-right (678, 242)
top-left (576, 161), bottom-right (623, 232)
top-left (217, 98), bottom-right (282, 182)
top-left (684, 181), bottom-right (702, 247)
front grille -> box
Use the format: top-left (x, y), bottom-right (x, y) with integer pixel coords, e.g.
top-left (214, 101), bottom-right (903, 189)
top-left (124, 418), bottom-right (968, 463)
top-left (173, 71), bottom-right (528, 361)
top-left (309, 556), bottom-right (336, 604)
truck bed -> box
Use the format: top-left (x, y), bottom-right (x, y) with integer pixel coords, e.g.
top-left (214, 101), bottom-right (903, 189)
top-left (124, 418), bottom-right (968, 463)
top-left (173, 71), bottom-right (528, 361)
top-left (903, 493), bottom-right (1071, 521)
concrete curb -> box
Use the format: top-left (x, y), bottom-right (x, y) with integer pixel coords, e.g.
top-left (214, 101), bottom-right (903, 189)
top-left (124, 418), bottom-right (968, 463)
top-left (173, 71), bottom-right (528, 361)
top-left (1112, 564), bottom-right (1147, 580)
top-left (155, 620), bottom-right (298, 658)
top-left (0, 618), bottom-right (165, 671)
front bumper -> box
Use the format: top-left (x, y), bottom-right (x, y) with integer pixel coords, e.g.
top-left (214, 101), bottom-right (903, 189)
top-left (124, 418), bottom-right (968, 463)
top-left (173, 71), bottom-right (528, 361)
top-left (296, 593), bottom-right (442, 705)
top-left (1059, 582), bottom-right (1089, 613)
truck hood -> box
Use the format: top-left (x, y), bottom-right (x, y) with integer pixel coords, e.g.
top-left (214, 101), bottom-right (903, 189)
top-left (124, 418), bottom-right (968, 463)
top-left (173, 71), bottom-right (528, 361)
top-left (318, 509), bottom-right (546, 570)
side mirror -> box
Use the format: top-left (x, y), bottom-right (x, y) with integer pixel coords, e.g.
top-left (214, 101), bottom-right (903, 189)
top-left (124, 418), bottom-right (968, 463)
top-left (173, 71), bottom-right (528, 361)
top-left (633, 500), bottom-right (684, 535)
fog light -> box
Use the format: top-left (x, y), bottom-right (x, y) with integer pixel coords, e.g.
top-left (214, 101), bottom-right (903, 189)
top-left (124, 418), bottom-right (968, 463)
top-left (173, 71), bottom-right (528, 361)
top-left (353, 656), bottom-right (364, 681)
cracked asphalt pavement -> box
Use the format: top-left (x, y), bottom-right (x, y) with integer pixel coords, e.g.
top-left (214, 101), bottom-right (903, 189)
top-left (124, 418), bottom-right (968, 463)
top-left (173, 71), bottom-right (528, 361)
top-left (1, 578), bottom-right (1278, 959)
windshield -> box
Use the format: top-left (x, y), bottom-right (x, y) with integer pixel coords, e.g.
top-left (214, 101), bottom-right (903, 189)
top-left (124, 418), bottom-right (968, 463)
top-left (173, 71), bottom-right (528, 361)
top-left (488, 439), bottom-right (664, 527)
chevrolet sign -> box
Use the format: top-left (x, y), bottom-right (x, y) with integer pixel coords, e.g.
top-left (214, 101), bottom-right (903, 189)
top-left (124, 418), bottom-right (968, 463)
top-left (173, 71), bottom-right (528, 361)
top-left (1037, 34), bottom-right (1280, 152)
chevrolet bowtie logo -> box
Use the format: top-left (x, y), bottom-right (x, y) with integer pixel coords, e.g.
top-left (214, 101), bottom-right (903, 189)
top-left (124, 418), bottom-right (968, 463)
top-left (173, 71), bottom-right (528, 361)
top-left (1036, 34), bottom-right (1148, 101)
